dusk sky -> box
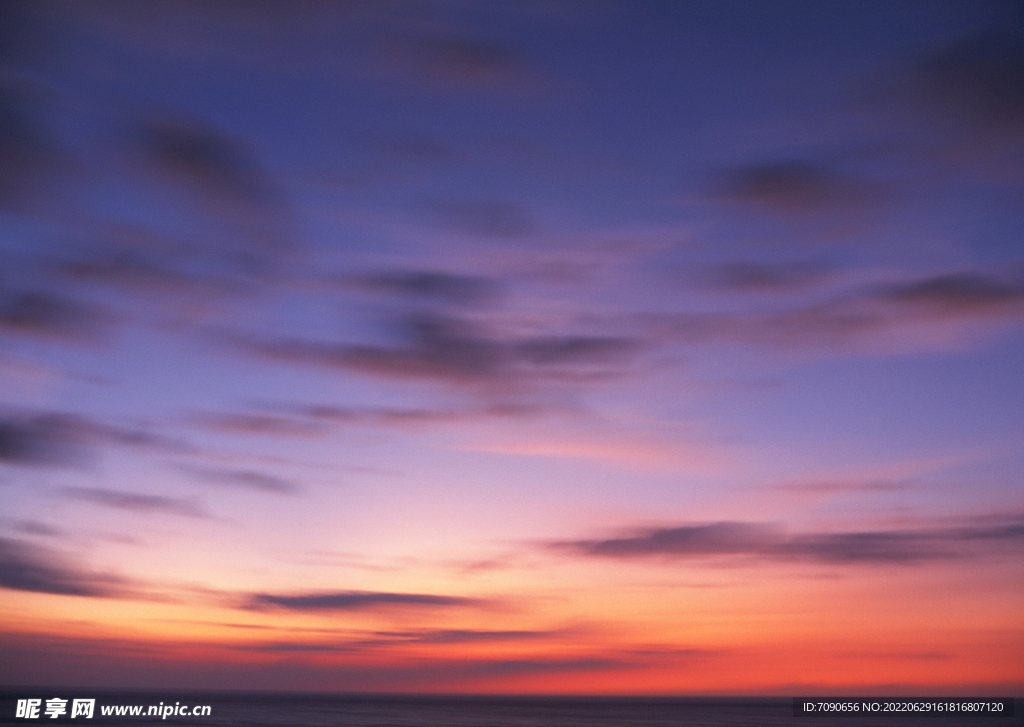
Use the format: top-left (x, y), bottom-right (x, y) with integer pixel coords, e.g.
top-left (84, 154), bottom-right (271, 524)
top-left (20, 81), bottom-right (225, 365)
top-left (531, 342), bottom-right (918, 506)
top-left (1, 0), bottom-right (1023, 696)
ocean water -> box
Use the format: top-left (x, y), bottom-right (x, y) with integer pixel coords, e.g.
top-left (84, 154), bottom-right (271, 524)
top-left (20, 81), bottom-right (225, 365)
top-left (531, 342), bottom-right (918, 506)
top-left (0, 692), bottom-right (1017, 727)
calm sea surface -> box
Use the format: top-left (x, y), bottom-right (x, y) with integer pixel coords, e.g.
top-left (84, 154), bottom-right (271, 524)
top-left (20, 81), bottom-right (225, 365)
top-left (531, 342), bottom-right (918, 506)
top-left (1, 692), bottom-right (1018, 727)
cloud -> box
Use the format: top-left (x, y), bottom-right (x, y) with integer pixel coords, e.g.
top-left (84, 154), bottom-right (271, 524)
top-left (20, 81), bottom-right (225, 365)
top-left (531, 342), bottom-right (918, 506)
top-left (366, 132), bottom-right (459, 164)
top-left (53, 250), bottom-right (243, 299)
top-left (11, 520), bottom-right (64, 537)
top-left (905, 31), bottom-right (1024, 135)
top-left (645, 270), bottom-right (1024, 352)
top-left (234, 628), bottom-right (558, 653)
top-left (177, 464), bottom-right (300, 495)
top-left (298, 405), bottom-right (472, 427)
top-left (0, 537), bottom-right (130, 597)
top-left (456, 657), bottom-right (623, 676)
top-left (131, 115), bottom-right (292, 255)
top-left (295, 401), bottom-right (551, 428)
top-left (135, 116), bottom-right (274, 207)
top-left (0, 290), bottom-right (109, 341)
top-left (881, 273), bottom-right (1024, 313)
top-left (0, 80), bottom-right (56, 210)
top-left (430, 199), bottom-right (535, 238)
top-left (515, 336), bottom-right (639, 365)
top-left (60, 487), bottom-right (208, 518)
top-left (712, 160), bottom-right (879, 213)
top-left (0, 411), bottom-right (187, 468)
top-left (554, 514), bottom-right (1024, 565)
top-left (373, 628), bottom-right (557, 644)
top-left (775, 479), bottom-right (912, 495)
top-left (0, 413), bottom-right (89, 466)
top-left (243, 590), bottom-right (483, 612)
top-left (231, 314), bottom-right (643, 388)
top-left (235, 641), bottom-right (351, 652)
top-left (560, 522), bottom-right (784, 558)
top-left (0, 1), bottom-right (36, 67)
top-left (347, 270), bottom-right (503, 306)
top-left (706, 261), bottom-right (832, 292)
top-left (384, 35), bottom-right (525, 85)
top-left (462, 435), bottom-right (720, 472)
top-left (190, 412), bottom-right (327, 437)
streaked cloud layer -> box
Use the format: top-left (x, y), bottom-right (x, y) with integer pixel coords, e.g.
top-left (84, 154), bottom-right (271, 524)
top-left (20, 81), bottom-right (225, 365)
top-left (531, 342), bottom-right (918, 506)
top-left (1, 0), bottom-right (1022, 696)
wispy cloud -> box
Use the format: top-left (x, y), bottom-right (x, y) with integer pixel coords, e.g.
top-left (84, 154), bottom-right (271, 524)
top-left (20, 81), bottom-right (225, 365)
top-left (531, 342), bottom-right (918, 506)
top-left (374, 34), bottom-right (545, 95)
top-left (343, 269), bottom-right (503, 306)
top-left (10, 520), bottom-right (64, 537)
top-left (176, 464), bottom-right (300, 495)
top-left (899, 30), bottom-right (1024, 138)
top-left (131, 114), bottom-right (293, 254)
top-left (233, 628), bottom-right (560, 653)
top-left (371, 628), bottom-right (558, 644)
top-left (711, 160), bottom-right (882, 214)
top-left (429, 199), bottom-right (536, 238)
top-left (60, 487), bottom-right (209, 518)
top-left (189, 412), bottom-right (327, 438)
top-left (552, 514), bottom-right (1024, 565)
top-left (228, 314), bottom-right (643, 390)
top-left (0, 411), bottom-right (187, 468)
top-left (703, 260), bottom-right (834, 293)
top-left (0, 413), bottom-right (87, 466)
top-left (0, 537), bottom-right (133, 597)
top-left (0, 80), bottom-right (58, 211)
top-left (774, 479), bottom-right (913, 495)
top-left (0, 290), bottom-right (110, 341)
top-left (644, 270), bottom-right (1024, 352)
top-left (242, 589), bottom-right (485, 612)
top-left (460, 434), bottom-right (722, 472)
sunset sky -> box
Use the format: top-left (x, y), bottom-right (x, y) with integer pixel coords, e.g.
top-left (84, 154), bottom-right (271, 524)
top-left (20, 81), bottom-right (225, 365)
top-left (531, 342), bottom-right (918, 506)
top-left (1, 0), bottom-right (1023, 696)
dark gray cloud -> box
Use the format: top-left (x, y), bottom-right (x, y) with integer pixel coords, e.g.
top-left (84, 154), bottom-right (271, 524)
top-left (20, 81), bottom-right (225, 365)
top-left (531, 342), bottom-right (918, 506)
top-left (244, 590), bottom-right (482, 611)
top-left (299, 405), bottom-right (470, 427)
top-left (132, 115), bottom-right (292, 255)
top-left (713, 160), bottom-right (879, 213)
top-left (516, 336), bottom-right (639, 365)
top-left (907, 30), bottom-right (1024, 134)
top-left (0, 537), bottom-right (129, 597)
top-left (235, 641), bottom-right (350, 652)
top-left (430, 199), bottom-right (535, 238)
top-left (374, 628), bottom-right (556, 644)
top-left (0, 0), bottom-right (36, 67)
top-left (136, 116), bottom-right (275, 207)
top-left (0, 289), bottom-right (108, 340)
top-left (388, 36), bottom-right (522, 84)
top-left (0, 79), bottom-right (58, 211)
top-left (0, 411), bottom-right (186, 468)
top-left (0, 413), bottom-right (88, 466)
top-left (178, 464), bottom-right (300, 495)
top-left (53, 250), bottom-right (243, 299)
top-left (350, 270), bottom-right (503, 306)
top-left (233, 314), bottom-right (643, 388)
top-left (11, 520), bottom-right (63, 537)
top-left (708, 261), bottom-right (832, 292)
top-left (296, 401), bottom-right (549, 427)
top-left (0, 411), bottom-right (191, 469)
top-left (190, 411), bottom-right (327, 437)
top-left (880, 272), bottom-right (1024, 313)
top-left (645, 271), bottom-right (1024, 350)
top-left (554, 515), bottom-right (1024, 565)
top-left (234, 628), bottom-right (556, 653)
top-left (775, 479), bottom-right (912, 494)
top-left (60, 487), bottom-right (208, 518)
top-left (562, 522), bottom-right (784, 559)
top-left (367, 132), bottom-right (459, 163)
